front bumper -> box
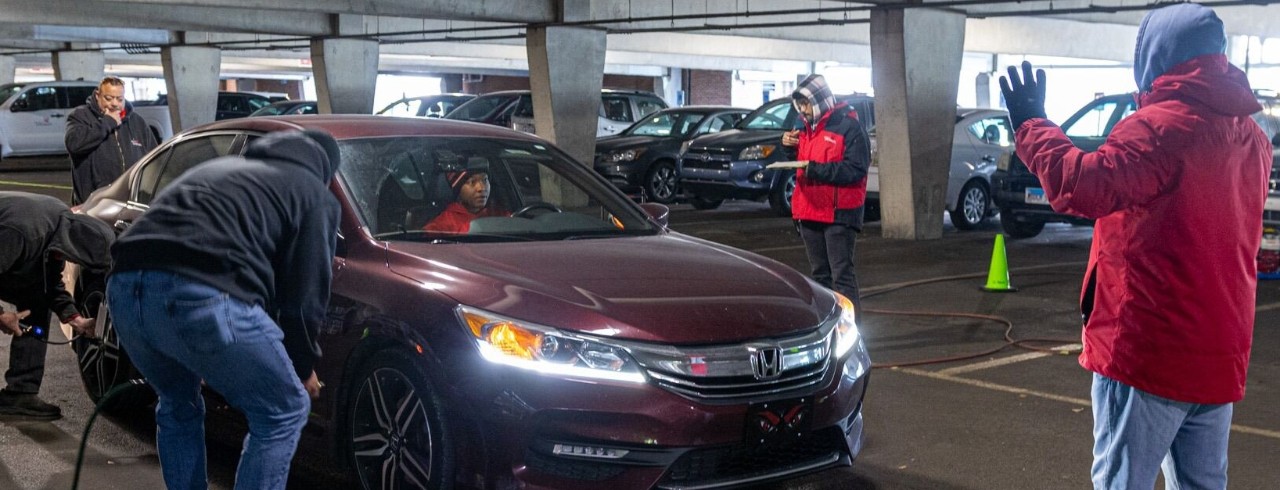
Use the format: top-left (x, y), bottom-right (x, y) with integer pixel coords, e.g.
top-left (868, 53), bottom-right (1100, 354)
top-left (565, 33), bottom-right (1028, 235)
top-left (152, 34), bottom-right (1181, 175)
top-left (472, 340), bottom-right (872, 490)
top-left (679, 155), bottom-right (775, 201)
top-left (594, 161), bottom-right (647, 193)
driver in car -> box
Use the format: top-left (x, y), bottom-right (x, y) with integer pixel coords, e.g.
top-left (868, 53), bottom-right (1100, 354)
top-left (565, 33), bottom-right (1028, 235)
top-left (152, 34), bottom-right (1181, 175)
top-left (424, 165), bottom-right (510, 233)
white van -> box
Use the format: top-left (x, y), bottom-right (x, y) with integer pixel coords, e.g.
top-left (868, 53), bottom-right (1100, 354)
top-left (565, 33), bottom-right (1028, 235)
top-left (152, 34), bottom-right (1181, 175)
top-left (0, 81), bottom-right (97, 160)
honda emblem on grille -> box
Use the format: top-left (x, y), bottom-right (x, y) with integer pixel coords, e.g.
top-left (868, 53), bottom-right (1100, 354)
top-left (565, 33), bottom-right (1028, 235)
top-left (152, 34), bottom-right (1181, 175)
top-left (749, 346), bottom-right (784, 379)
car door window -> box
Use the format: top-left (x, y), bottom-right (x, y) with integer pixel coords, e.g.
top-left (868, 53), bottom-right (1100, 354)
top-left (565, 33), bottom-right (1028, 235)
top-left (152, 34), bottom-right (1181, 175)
top-left (297, 104), bottom-right (318, 115)
top-left (16, 87), bottom-right (59, 111)
top-left (602, 96), bottom-right (633, 122)
top-left (63, 86), bottom-right (96, 109)
top-left (136, 134), bottom-right (239, 204)
top-left (1064, 100), bottom-right (1131, 138)
top-left (635, 96), bottom-right (666, 119)
top-left (968, 117), bottom-right (1014, 147)
top-left (741, 101), bottom-right (793, 130)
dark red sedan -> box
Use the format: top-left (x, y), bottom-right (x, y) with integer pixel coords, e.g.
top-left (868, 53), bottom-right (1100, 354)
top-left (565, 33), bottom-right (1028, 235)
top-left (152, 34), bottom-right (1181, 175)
top-left (71, 115), bottom-right (871, 490)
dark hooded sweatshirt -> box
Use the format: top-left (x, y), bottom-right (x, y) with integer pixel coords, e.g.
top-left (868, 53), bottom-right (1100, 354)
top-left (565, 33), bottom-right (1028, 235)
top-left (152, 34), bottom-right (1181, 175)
top-left (1013, 4), bottom-right (1271, 404)
top-left (0, 191), bottom-right (115, 321)
top-left (65, 95), bottom-right (158, 205)
top-left (110, 132), bottom-right (341, 380)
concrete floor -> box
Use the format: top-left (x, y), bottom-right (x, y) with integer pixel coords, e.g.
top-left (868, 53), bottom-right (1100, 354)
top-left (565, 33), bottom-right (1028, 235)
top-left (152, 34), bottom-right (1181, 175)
top-left (3, 158), bottom-right (1279, 489)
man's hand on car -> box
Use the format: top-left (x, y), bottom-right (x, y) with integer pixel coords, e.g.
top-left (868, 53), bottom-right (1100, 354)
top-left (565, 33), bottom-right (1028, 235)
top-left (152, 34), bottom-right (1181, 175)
top-left (304, 370), bottom-right (322, 400)
top-left (69, 316), bottom-right (96, 338)
top-left (999, 60), bottom-right (1048, 130)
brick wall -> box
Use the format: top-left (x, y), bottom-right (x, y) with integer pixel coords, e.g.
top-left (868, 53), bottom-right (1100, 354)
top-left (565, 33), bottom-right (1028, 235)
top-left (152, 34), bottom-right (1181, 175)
top-left (687, 69), bottom-right (732, 106)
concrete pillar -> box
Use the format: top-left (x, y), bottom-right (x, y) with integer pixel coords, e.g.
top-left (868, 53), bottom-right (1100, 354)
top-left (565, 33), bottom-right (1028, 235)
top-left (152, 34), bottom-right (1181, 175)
top-left (975, 72), bottom-right (992, 108)
top-left (871, 8), bottom-right (966, 240)
top-left (440, 74), bottom-right (464, 94)
top-left (52, 51), bottom-right (105, 82)
top-left (662, 68), bottom-right (683, 107)
top-left (0, 56), bottom-right (14, 86)
top-left (526, 25), bottom-right (606, 166)
top-left (310, 38), bottom-right (378, 114)
top-left (161, 45), bottom-right (220, 133)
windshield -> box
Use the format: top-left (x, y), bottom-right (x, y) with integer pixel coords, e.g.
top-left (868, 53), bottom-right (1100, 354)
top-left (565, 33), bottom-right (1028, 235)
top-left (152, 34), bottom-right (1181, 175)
top-left (740, 99), bottom-right (795, 130)
top-left (337, 136), bottom-right (659, 242)
top-left (250, 104), bottom-right (290, 117)
top-left (0, 83), bottom-right (25, 102)
top-left (624, 111), bottom-right (706, 138)
top-left (445, 94), bottom-right (519, 122)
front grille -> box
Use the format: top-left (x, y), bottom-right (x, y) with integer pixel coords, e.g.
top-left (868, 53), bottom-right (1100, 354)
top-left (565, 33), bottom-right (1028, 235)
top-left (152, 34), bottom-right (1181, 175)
top-left (657, 427), bottom-right (847, 488)
top-left (681, 150), bottom-right (733, 170)
top-left (619, 319), bottom-right (838, 404)
top-left (524, 449), bottom-right (627, 481)
top-left (646, 356), bottom-right (830, 401)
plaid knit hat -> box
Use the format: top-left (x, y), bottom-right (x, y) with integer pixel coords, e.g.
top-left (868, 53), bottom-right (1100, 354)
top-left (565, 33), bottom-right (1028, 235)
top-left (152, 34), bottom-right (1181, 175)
top-left (792, 74), bottom-right (837, 125)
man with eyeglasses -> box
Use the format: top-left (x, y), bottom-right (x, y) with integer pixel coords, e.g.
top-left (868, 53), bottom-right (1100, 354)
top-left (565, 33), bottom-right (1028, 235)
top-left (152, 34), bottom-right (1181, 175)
top-left (65, 76), bottom-right (158, 205)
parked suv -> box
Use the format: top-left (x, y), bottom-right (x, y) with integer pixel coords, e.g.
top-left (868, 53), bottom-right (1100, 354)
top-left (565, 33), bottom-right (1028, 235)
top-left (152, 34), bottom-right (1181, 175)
top-left (0, 80), bottom-right (97, 160)
top-left (446, 89), bottom-right (668, 137)
top-left (594, 106), bottom-right (749, 203)
top-left (992, 91), bottom-right (1280, 238)
top-left (678, 95), bottom-right (875, 216)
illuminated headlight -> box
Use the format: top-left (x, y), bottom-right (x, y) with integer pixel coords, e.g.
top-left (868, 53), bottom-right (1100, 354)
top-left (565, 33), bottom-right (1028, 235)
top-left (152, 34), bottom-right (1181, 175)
top-left (739, 144), bottom-right (776, 160)
top-left (996, 151), bottom-right (1012, 171)
top-left (832, 292), bottom-right (861, 359)
top-left (456, 305), bottom-right (645, 383)
top-left (605, 148), bottom-right (646, 162)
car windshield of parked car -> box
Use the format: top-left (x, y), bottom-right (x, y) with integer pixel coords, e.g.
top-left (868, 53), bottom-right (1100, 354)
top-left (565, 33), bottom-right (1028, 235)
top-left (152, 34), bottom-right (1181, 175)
top-left (339, 136), bottom-right (659, 242)
top-left (624, 111), bottom-right (706, 138)
top-left (739, 100), bottom-right (793, 130)
top-left (250, 104), bottom-right (292, 117)
top-left (0, 83), bottom-right (24, 102)
top-left (446, 95), bottom-right (517, 122)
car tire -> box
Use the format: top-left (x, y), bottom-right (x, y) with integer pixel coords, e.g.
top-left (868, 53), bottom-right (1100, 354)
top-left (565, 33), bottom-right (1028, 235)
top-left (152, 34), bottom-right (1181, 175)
top-left (348, 348), bottom-right (455, 490)
top-left (690, 195), bottom-right (723, 210)
top-left (644, 160), bottom-right (679, 204)
top-left (864, 201), bottom-right (881, 223)
top-left (768, 171), bottom-right (796, 217)
top-left (950, 180), bottom-right (990, 231)
top-left (999, 209), bottom-right (1046, 239)
top-left (71, 270), bottom-right (155, 414)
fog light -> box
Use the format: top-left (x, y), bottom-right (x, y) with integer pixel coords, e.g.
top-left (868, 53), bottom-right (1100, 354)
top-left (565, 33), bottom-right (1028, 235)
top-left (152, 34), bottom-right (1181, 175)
top-left (552, 444), bottom-right (630, 460)
top-left (752, 170), bottom-right (766, 182)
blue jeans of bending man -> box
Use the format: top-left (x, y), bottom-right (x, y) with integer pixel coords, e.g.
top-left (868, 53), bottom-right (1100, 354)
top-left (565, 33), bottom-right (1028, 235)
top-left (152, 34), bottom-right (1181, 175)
top-left (1091, 373), bottom-right (1232, 490)
top-left (107, 269), bottom-right (310, 490)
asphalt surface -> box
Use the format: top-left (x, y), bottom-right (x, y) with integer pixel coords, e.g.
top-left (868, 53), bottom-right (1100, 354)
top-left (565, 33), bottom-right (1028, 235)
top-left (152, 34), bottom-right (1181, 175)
top-left (3, 156), bottom-right (1279, 489)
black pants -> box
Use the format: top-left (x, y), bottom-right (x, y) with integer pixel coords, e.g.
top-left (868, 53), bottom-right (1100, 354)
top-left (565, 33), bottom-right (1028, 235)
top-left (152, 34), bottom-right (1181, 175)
top-left (797, 220), bottom-right (861, 314)
top-left (3, 304), bottom-right (50, 394)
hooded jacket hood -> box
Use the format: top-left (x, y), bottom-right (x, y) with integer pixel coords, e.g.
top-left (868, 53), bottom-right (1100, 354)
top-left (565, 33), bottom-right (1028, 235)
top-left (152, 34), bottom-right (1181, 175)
top-left (244, 130), bottom-right (342, 183)
top-left (792, 74), bottom-right (837, 126)
top-left (47, 213), bottom-right (115, 271)
top-left (1134, 3), bottom-right (1227, 92)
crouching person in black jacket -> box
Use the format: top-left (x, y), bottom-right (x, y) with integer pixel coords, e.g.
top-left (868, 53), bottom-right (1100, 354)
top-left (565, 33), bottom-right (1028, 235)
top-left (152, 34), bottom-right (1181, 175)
top-left (106, 130), bottom-right (341, 490)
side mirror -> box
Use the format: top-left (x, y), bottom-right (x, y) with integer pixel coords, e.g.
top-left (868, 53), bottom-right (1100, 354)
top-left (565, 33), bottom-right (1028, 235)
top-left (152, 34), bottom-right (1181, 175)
top-left (639, 202), bottom-right (670, 228)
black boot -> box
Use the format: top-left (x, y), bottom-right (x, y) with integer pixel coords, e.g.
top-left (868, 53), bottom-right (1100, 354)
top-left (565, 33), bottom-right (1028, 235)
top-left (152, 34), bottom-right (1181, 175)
top-left (0, 389), bottom-right (63, 420)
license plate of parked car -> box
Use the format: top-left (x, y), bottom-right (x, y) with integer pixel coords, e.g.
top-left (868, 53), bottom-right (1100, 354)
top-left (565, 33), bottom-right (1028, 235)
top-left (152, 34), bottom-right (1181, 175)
top-left (1024, 187), bottom-right (1048, 205)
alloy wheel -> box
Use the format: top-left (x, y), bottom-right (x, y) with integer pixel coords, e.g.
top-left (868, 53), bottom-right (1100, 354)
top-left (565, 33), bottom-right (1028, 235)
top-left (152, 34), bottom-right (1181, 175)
top-left (962, 186), bottom-right (987, 225)
top-left (351, 367), bottom-right (435, 490)
top-left (648, 163), bottom-right (678, 203)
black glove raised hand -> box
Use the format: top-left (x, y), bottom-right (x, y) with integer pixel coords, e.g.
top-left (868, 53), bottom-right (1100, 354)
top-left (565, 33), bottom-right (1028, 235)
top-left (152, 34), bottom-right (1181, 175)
top-left (999, 61), bottom-right (1047, 129)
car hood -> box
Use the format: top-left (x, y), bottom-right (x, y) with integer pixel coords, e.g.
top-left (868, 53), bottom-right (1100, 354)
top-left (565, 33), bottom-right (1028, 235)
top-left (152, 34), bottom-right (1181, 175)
top-left (385, 233), bottom-right (833, 344)
top-left (596, 134), bottom-right (666, 152)
top-left (687, 128), bottom-right (780, 152)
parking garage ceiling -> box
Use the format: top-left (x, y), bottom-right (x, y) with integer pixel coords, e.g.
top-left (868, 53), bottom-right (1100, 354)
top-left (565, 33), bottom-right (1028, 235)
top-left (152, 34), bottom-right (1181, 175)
top-left (1, 0), bottom-right (1278, 76)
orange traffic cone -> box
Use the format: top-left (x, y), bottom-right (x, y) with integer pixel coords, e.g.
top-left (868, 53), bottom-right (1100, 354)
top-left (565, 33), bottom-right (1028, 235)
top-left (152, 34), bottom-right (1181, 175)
top-left (982, 234), bottom-right (1017, 292)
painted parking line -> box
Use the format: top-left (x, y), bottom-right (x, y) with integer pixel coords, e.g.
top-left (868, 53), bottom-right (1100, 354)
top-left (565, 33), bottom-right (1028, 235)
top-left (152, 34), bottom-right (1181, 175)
top-left (0, 180), bottom-right (72, 190)
top-left (936, 344), bottom-right (1081, 375)
top-left (898, 367), bottom-right (1280, 440)
top-left (1256, 302), bottom-right (1280, 313)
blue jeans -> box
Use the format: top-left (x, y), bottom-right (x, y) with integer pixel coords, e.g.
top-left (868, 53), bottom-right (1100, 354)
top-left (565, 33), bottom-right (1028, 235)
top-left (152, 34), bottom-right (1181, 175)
top-left (107, 270), bottom-right (310, 490)
top-left (1091, 373), bottom-right (1232, 490)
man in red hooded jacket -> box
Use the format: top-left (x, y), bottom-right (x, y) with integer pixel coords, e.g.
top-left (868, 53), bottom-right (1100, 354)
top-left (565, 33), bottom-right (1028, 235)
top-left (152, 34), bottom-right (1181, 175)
top-left (780, 74), bottom-right (872, 317)
top-left (1001, 4), bottom-right (1271, 488)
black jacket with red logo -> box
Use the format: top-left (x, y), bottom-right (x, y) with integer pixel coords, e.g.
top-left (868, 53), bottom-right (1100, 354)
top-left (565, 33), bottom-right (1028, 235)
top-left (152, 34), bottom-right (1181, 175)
top-left (782, 103), bottom-right (872, 229)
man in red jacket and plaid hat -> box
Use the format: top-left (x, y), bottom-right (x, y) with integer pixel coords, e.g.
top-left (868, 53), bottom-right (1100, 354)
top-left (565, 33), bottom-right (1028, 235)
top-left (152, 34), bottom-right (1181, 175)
top-left (1001, 4), bottom-right (1271, 488)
